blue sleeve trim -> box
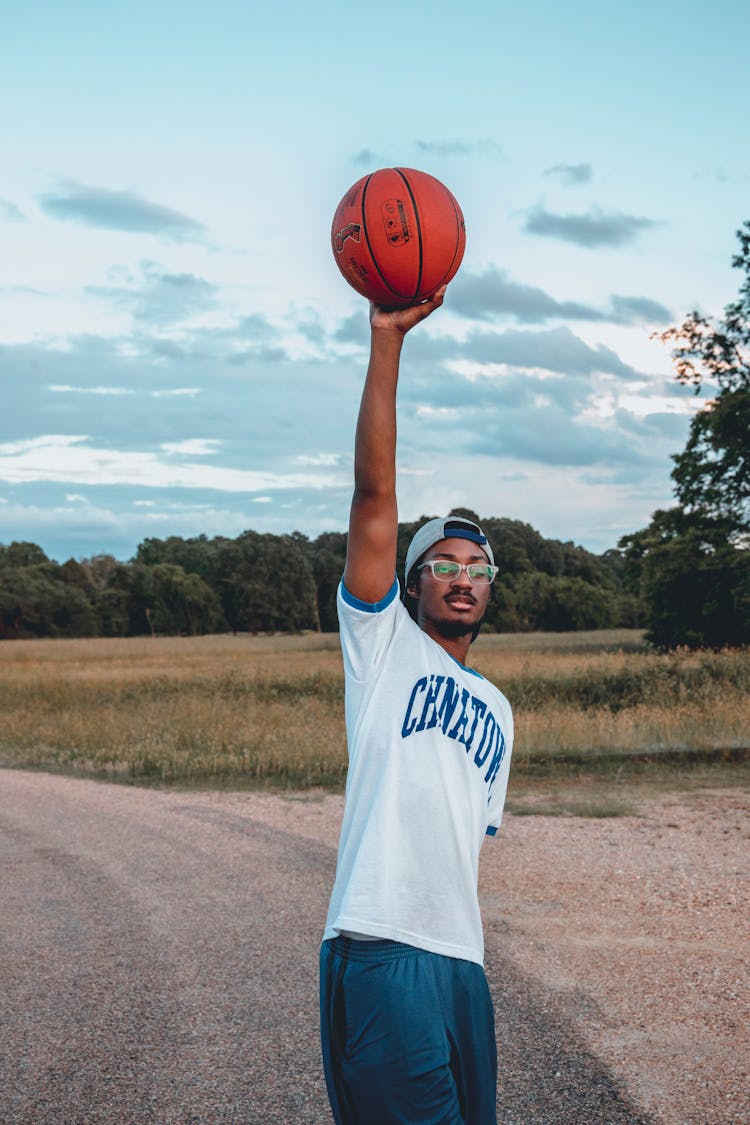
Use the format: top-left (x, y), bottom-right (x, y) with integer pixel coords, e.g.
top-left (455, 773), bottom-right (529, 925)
top-left (485, 825), bottom-right (498, 837)
top-left (339, 577), bottom-right (399, 614)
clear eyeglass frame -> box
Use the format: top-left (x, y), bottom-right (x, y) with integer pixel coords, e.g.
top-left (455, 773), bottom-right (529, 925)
top-left (418, 560), bottom-right (499, 584)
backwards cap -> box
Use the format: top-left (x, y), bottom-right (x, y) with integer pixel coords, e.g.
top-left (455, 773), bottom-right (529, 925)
top-left (404, 516), bottom-right (494, 587)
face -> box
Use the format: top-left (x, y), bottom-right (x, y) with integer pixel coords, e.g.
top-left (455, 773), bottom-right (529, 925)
top-left (407, 537), bottom-right (492, 640)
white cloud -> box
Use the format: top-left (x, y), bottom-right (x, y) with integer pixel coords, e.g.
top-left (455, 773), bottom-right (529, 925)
top-left (416, 405), bottom-right (460, 418)
top-left (394, 454), bottom-right (676, 555)
top-left (161, 438), bottom-right (221, 456)
top-left (51, 384), bottom-right (134, 395)
top-left (295, 452), bottom-right (345, 467)
top-left (446, 359), bottom-right (566, 383)
top-left (0, 435), bottom-right (88, 455)
top-left (0, 434), bottom-right (345, 493)
top-left (150, 387), bottom-right (202, 398)
top-left (48, 383), bottom-right (202, 398)
top-left (579, 392), bottom-right (703, 422)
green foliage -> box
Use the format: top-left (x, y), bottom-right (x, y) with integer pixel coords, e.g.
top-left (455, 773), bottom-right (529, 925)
top-left (309, 533), bottom-right (347, 632)
top-left (0, 564), bottom-right (99, 639)
top-left (96, 561), bottom-right (153, 637)
top-left (206, 530), bottom-right (319, 632)
top-left (620, 509), bottom-right (750, 649)
top-left (400, 508), bottom-right (637, 634)
top-left (0, 541), bottom-right (51, 568)
top-left (136, 534), bottom-right (216, 580)
top-left (655, 220), bottom-right (749, 529)
top-left (512, 572), bottom-right (619, 632)
top-left (0, 516), bottom-right (639, 639)
top-left (149, 563), bottom-right (225, 635)
top-left (623, 222), bottom-right (750, 649)
top-left (671, 387), bottom-right (750, 526)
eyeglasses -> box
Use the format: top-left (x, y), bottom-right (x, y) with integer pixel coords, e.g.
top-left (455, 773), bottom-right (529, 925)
top-left (418, 560), bottom-right (499, 584)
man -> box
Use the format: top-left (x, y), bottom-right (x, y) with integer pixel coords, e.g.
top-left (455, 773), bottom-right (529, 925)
top-left (320, 287), bottom-right (513, 1125)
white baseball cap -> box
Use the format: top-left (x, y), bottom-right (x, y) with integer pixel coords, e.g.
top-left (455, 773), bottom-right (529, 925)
top-left (404, 516), bottom-right (494, 587)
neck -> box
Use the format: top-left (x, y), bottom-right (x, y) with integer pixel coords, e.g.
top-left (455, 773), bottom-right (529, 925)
top-left (419, 618), bottom-right (474, 666)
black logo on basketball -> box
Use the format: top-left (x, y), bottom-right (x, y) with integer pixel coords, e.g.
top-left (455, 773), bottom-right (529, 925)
top-left (381, 199), bottom-right (410, 246)
top-left (334, 223), bottom-right (361, 253)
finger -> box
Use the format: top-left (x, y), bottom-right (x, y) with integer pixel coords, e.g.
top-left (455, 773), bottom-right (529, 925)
top-left (414, 284), bottom-right (447, 320)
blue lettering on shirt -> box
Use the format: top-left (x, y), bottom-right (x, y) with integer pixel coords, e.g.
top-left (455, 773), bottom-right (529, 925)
top-left (401, 677), bottom-right (428, 738)
top-left (437, 677), bottom-right (461, 732)
top-left (401, 674), bottom-right (507, 792)
top-left (415, 674), bottom-right (446, 732)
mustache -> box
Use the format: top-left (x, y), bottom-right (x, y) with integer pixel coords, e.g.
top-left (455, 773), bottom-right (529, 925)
top-left (445, 591), bottom-right (478, 606)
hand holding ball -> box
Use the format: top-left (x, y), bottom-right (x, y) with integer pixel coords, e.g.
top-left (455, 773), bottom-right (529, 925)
top-left (331, 168), bottom-right (465, 307)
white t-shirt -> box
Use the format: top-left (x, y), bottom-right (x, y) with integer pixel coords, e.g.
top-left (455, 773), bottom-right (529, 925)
top-left (323, 578), bottom-right (513, 966)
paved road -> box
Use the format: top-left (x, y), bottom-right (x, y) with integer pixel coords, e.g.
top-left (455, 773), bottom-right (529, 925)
top-left (0, 771), bottom-right (653, 1124)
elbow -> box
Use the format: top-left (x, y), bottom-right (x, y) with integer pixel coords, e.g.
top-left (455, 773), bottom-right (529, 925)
top-left (352, 480), bottom-right (395, 504)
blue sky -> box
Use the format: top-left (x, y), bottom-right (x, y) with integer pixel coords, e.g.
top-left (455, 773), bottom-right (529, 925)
top-left (1, 0), bottom-right (748, 561)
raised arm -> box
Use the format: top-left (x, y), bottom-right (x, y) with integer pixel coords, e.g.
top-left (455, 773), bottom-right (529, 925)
top-left (343, 288), bottom-right (446, 603)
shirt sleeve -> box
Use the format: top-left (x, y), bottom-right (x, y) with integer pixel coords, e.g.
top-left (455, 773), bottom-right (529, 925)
top-left (337, 577), bottom-right (403, 683)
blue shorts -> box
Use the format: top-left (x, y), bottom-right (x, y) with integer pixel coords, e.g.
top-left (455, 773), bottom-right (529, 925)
top-left (319, 936), bottom-right (497, 1125)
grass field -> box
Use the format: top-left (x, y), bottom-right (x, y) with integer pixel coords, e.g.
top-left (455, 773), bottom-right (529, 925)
top-left (1, 630), bottom-right (748, 796)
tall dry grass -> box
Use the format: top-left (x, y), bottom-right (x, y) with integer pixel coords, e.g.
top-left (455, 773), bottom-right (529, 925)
top-left (0, 631), bottom-right (747, 787)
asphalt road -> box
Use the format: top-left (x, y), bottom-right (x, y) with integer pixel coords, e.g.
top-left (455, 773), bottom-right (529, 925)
top-left (0, 771), bottom-right (653, 1124)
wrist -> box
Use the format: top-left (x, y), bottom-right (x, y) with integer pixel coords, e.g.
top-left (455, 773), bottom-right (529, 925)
top-left (369, 324), bottom-right (406, 355)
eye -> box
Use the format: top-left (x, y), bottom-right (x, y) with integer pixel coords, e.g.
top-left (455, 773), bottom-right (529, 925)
top-left (433, 561), bottom-right (459, 578)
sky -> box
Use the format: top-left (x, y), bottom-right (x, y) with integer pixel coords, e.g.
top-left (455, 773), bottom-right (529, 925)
top-left (1, 0), bottom-right (748, 562)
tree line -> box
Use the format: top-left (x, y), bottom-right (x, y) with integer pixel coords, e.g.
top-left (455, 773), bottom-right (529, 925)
top-left (0, 518), bottom-right (641, 641)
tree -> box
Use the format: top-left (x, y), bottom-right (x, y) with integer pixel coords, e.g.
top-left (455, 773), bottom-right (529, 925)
top-left (399, 509), bottom-right (633, 634)
top-left (0, 564), bottom-right (99, 638)
top-left (211, 530), bottom-right (319, 633)
top-left (512, 571), bottom-right (619, 632)
top-left (0, 511), bottom-right (640, 640)
top-left (148, 563), bottom-right (225, 635)
top-left (310, 532), bottom-right (347, 632)
top-left (620, 508), bottom-right (749, 649)
top-left (97, 562), bottom-right (154, 637)
top-left (136, 534), bottom-right (216, 581)
top-left (79, 555), bottom-right (121, 590)
top-left (622, 223), bottom-right (750, 648)
top-left (0, 542), bottom-right (50, 569)
top-left (654, 220), bottom-right (749, 530)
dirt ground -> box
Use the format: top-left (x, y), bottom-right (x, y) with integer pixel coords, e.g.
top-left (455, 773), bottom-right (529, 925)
top-left (258, 773), bottom-right (750, 1125)
top-left (481, 778), bottom-right (749, 1125)
top-left (1, 768), bottom-right (747, 1124)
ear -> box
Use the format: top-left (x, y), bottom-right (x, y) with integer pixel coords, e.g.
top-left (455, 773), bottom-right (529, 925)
top-left (406, 584), bottom-right (419, 599)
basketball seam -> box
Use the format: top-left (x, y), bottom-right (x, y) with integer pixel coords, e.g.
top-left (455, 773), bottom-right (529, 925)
top-left (395, 167), bottom-right (422, 299)
top-left (361, 173), bottom-right (402, 301)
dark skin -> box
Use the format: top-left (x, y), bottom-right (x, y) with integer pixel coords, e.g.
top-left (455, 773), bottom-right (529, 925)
top-left (343, 288), bottom-right (491, 666)
top-left (406, 541), bottom-right (492, 658)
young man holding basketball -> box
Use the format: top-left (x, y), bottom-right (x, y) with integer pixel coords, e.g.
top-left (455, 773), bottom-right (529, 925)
top-left (320, 288), bottom-right (513, 1125)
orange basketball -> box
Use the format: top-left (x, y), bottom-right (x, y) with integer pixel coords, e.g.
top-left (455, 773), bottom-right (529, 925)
top-left (331, 167), bottom-right (466, 307)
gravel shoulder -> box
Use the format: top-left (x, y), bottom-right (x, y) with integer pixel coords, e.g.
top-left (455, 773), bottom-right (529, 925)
top-left (480, 784), bottom-right (749, 1125)
top-left (1, 769), bottom-right (747, 1124)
